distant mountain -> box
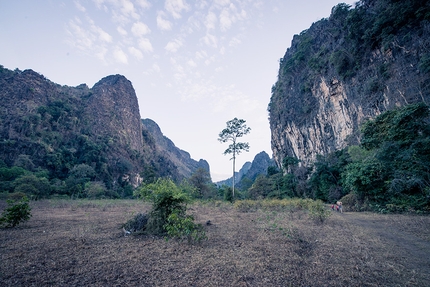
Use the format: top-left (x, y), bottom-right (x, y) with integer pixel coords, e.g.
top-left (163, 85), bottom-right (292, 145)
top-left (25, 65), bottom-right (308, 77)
top-left (216, 151), bottom-right (275, 189)
top-left (0, 66), bottom-right (208, 195)
top-left (216, 161), bottom-right (251, 187)
top-left (141, 119), bottom-right (210, 178)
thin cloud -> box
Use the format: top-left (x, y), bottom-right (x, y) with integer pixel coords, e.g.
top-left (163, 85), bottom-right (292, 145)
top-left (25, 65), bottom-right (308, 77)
top-left (187, 59), bottom-right (197, 67)
top-left (165, 38), bottom-right (183, 53)
top-left (219, 9), bottom-right (232, 31)
top-left (229, 37), bottom-right (241, 47)
top-left (95, 46), bottom-right (108, 62)
top-left (195, 50), bottom-right (207, 60)
top-left (67, 17), bottom-right (93, 50)
top-left (117, 26), bottom-right (128, 36)
top-left (205, 11), bottom-right (217, 30)
top-left (157, 11), bottom-right (172, 31)
top-left (119, 0), bottom-right (139, 20)
top-left (74, 1), bottom-right (86, 12)
top-left (135, 0), bottom-right (151, 9)
top-left (94, 26), bottom-right (112, 43)
top-left (214, 0), bottom-right (231, 7)
top-left (138, 38), bottom-right (153, 52)
top-left (202, 33), bottom-right (217, 48)
top-left (152, 63), bottom-right (161, 73)
top-left (113, 47), bottom-right (128, 64)
top-left (131, 21), bottom-right (151, 37)
top-left (165, 0), bottom-right (189, 19)
top-left (128, 46), bottom-right (143, 60)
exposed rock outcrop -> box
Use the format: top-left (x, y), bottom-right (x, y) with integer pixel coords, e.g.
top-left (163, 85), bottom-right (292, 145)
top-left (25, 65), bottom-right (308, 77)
top-left (269, 0), bottom-right (430, 168)
top-left (141, 118), bottom-right (210, 178)
top-left (88, 75), bottom-right (144, 153)
top-left (0, 66), bottom-right (208, 189)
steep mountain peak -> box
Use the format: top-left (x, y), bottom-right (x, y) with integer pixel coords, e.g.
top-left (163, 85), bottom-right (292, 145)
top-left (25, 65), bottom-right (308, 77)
top-left (141, 118), bottom-right (210, 178)
top-left (87, 74), bottom-right (143, 153)
top-left (269, 0), bottom-right (430, 168)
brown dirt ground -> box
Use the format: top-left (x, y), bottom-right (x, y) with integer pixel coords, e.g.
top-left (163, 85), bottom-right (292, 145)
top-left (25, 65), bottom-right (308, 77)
top-left (0, 200), bottom-right (429, 287)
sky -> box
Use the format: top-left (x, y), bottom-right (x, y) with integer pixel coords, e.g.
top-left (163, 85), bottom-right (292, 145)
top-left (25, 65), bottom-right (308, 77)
top-left (0, 0), bottom-right (355, 182)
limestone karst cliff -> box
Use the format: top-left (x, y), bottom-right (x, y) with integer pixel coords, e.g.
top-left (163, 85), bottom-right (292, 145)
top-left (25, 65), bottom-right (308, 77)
top-left (141, 118), bottom-right (210, 178)
top-left (0, 66), bottom-right (208, 193)
top-left (269, 0), bottom-right (430, 168)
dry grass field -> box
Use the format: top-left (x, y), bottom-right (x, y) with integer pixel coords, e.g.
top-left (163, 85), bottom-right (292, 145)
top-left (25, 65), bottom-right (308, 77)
top-left (1, 199), bottom-right (429, 286)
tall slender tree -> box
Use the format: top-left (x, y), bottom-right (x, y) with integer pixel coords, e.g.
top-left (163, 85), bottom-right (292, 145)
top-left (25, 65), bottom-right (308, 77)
top-left (218, 118), bottom-right (251, 199)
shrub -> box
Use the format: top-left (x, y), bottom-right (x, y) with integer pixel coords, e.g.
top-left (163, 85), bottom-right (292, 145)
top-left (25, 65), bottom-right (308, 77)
top-left (165, 210), bottom-right (207, 243)
top-left (134, 178), bottom-right (206, 242)
top-left (339, 193), bottom-right (359, 212)
top-left (224, 186), bottom-right (233, 202)
top-left (307, 200), bottom-right (331, 223)
top-left (0, 196), bottom-right (32, 228)
top-left (134, 178), bottom-right (189, 234)
top-left (123, 213), bottom-right (148, 233)
top-left (7, 192), bottom-right (27, 201)
top-left (85, 181), bottom-right (108, 199)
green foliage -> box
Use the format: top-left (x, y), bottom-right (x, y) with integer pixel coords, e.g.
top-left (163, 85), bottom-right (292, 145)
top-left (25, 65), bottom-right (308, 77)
top-left (309, 150), bottom-right (350, 202)
top-left (223, 186), bottom-right (233, 202)
top-left (13, 174), bottom-right (51, 199)
top-left (339, 193), bottom-right (360, 212)
top-left (134, 178), bottom-right (191, 235)
top-left (123, 213), bottom-right (148, 233)
top-left (282, 156), bottom-right (300, 171)
top-left (85, 181), bottom-right (108, 199)
top-left (247, 175), bottom-right (271, 199)
top-left (343, 158), bottom-right (388, 203)
top-left (188, 168), bottom-right (212, 199)
top-left (307, 200), bottom-right (331, 223)
top-left (218, 118), bottom-right (251, 198)
top-left (343, 103), bottom-right (430, 211)
top-left (0, 196), bottom-right (32, 228)
top-left (165, 210), bottom-right (207, 243)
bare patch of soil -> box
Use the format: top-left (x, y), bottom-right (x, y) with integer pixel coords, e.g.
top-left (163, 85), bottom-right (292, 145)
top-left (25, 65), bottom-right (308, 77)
top-left (1, 200), bottom-right (429, 286)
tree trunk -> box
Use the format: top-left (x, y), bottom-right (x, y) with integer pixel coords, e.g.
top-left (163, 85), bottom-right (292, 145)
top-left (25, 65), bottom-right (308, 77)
top-left (232, 153), bottom-right (235, 199)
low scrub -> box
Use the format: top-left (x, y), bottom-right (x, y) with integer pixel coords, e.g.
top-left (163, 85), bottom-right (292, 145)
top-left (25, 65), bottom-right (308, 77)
top-left (0, 196), bottom-right (32, 228)
top-left (234, 198), bottom-right (331, 223)
top-left (307, 200), bottom-right (331, 223)
top-left (132, 178), bottom-right (207, 243)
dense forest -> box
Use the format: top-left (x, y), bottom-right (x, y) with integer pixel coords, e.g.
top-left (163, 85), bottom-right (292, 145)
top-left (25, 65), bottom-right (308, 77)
top-left (243, 103), bottom-right (430, 212)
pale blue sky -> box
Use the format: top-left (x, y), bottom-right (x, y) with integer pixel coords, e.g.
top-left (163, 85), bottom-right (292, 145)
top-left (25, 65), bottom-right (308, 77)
top-left (0, 0), bottom-right (355, 181)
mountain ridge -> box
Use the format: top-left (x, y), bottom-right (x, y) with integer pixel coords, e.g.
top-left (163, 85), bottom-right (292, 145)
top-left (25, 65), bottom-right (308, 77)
top-left (0, 65), bottom-right (208, 195)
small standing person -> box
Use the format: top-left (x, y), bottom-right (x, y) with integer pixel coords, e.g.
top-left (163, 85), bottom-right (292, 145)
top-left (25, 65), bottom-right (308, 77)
top-left (338, 201), bottom-right (343, 213)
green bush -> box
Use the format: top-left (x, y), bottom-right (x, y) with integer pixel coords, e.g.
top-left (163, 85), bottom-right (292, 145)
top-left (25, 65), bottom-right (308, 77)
top-left (165, 210), bottom-right (207, 243)
top-left (223, 186), bottom-right (233, 202)
top-left (123, 213), bottom-right (148, 233)
top-left (307, 200), bottom-right (331, 223)
top-left (339, 193), bottom-right (359, 212)
top-left (134, 178), bottom-right (202, 240)
top-left (0, 196), bottom-right (32, 228)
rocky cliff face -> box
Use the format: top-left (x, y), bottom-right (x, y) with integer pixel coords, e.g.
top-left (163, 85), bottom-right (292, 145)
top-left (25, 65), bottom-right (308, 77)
top-left (0, 66), bottom-right (207, 189)
top-left (269, 0), bottom-right (430, 168)
top-left (88, 75), bottom-right (144, 153)
top-left (141, 118), bottom-right (210, 178)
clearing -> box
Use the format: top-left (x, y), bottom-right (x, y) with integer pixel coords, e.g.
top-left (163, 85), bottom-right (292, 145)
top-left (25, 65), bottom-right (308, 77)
top-left (0, 200), bottom-right (429, 286)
